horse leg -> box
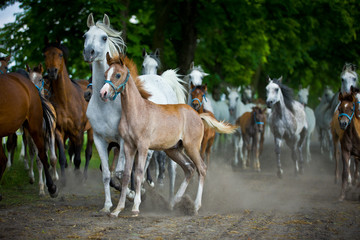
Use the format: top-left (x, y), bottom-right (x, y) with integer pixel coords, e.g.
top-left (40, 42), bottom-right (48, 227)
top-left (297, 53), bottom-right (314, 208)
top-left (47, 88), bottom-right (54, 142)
top-left (333, 133), bottom-right (341, 184)
top-left (254, 133), bottom-right (262, 172)
top-left (234, 133), bottom-right (240, 166)
top-left (27, 136), bottom-right (37, 184)
top-left (353, 156), bottom-right (360, 186)
top-left (144, 150), bottom-right (154, 187)
top-left (305, 134), bottom-right (311, 163)
top-left (132, 146), bottom-right (149, 215)
top-left (71, 134), bottom-right (84, 175)
top-left (20, 129), bottom-right (29, 170)
top-left (55, 130), bottom-right (67, 185)
top-left (93, 133), bottom-right (112, 213)
top-left (297, 129), bottom-right (307, 175)
top-left (243, 134), bottom-right (251, 169)
top-left (185, 145), bottom-right (207, 214)
top-left (36, 157), bottom-right (45, 196)
top-left (165, 148), bottom-right (196, 210)
top-left (0, 140), bottom-right (6, 201)
top-left (205, 134), bottom-right (215, 167)
top-left (156, 151), bottom-right (166, 186)
top-left (84, 129), bottom-right (94, 180)
top-left (339, 149), bottom-right (351, 201)
top-left (48, 127), bottom-right (59, 181)
top-left (111, 141), bottom-right (137, 217)
top-left (6, 133), bottom-right (17, 168)
top-left (274, 137), bottom-right (283, 178)
top-left (168, 159), bottom-right (177, 204)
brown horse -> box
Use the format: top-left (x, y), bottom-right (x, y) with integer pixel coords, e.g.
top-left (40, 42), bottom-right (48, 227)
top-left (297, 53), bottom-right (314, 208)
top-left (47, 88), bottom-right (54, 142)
top-left (43, 39), bottom-right (92, 182)
top-left (235, 106), bottom-right (266, 171)
top-left (0, 55), bottom-right (10, 74)
top-left (100, 53), bottom-right (236, 217)
top-left (336, 89), bottom-right (360, 201)
top-left (0, 72), bottom-right (58, 200)
top-left (190, 84), bottom-right (216, 165)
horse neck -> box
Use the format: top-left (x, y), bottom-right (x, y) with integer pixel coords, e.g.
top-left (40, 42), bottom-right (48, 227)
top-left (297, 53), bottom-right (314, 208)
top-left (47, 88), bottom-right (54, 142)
top-left (50, 64), bottom-right (72, 102)
top-left (91, 59), bottom-right (108, 93)
top-left (272, 95), bottom-right (288, 119)
top-left (120, 74), bottom-right (146, 119)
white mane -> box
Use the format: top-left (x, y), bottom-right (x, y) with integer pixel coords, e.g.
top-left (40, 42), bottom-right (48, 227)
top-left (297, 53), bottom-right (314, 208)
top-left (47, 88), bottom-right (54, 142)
top-left (95, 21), bottom-right (126, 56)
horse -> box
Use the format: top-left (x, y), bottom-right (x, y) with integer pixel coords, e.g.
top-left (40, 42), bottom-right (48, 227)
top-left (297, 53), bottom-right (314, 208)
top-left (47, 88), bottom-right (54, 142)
top-left (235, 106), bottom-right (266, 171)
top-left (297, 86), bottom-right (316, 163)
top-left (83, 13), bottom-right (187, 213)
top-left (336, 89), bottom-right (360, 201)
top-left (0, 72), bottom-right (58, 200)
top-left (266, 76), bottom-right (308, 178)
top-left (190, 84), bottom-right (216, 165)
top-left (0, 55), bottom-right (10, 74)
top-left (242, 85), bottom-right (253, 104)
top-left (100, 53), bottom-right (236, 217)
top-left (227, 86), bottom-right (255, 167)
top-left (43, 39), bottom-right (92, 183)
top-left (315, 86), bottom-right (335, 155)
top-left (141, 48), bottom-right (179, 192)
top-left (185, 62), bottom-right (214, 113)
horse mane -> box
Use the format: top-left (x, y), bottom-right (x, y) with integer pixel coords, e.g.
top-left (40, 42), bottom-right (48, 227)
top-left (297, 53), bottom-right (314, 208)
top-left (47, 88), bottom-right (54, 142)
top-left (15, 69), bottom-right (29, 79)
top-left (272, 78), bottom-right (295, 113)
top-left (95, 21), bottom-right (126, 56)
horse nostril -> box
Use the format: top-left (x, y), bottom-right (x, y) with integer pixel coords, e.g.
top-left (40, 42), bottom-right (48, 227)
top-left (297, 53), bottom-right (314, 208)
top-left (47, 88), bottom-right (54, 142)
top-left (91, 49), bottom-right (95, 55)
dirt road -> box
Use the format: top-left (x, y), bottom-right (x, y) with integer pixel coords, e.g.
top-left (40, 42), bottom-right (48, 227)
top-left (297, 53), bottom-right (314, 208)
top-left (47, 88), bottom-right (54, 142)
top-left (1, 138), bottom-right (360, 239)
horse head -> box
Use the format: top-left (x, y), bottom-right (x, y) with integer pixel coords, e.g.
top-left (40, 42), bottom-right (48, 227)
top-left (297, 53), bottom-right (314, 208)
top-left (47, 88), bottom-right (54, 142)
top-left (190, 83), bottom-right (207, 111)
top-left (253, 106), bottom-right (267, 133)
top-left (227, 86), bottom-right (241, 115)
top-left (0, 55), bottom-right (11, 74)
top-left (83, 13), bottom-right (125, 63)
top-left (141, 48), bottom-right (160, 75)
top-left (27, 63), bottom-right (45, 95)
top-left (265, 76), bottom-right (283, 108)
top-left (43, 38), bottom-right (69, 80)
top-left (338, 91), bottom-right (355, 130)
top-left (242, 85), bottom-right (253, 104)
top-left (341, 63), bottom-right (358, 94)
top-left (186, 62), bottom-right (209, 86)
top-left (298, 85), bottom-right (310, 106)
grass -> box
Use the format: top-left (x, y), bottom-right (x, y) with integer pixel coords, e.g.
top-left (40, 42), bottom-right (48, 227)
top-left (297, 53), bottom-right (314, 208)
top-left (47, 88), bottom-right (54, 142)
top-left (0, 133), bottom-right (103, 205)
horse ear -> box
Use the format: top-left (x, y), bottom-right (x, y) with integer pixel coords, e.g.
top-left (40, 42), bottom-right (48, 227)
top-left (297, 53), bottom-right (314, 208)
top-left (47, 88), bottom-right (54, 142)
top-left (87, 13), bottom-right (95, 28)
top-left (227, 87), bottom-right (231, 94)
top-left (26, 64), bottom-right (31, 72)
top-left (204, 83), bottom-right (208, 92)
top-left (267, 75), bottom-right (271, 82)
top-left (103, 14), bottom-right (110, 27)
top-left (142, 48), bottom-right (147, 57)
top-left (338, 92), bottom-right (343, 101)
top-left (119, 53), bottom-right (125, 66)
top-left (106, 52), bottom-right (112, 65)
top-left (307, 85), bottom-right (310, 91)
top-left (237, 86), bottom-right (241, 93)
top-left (278, 76), bottom-right (283, 83)
top-left (203, 72), bottom-right (209, 77)
top-left (155, 48), bottom-right (160, 58)
top-left (190, 82), bottom-right (195, 90)
top-left (38, 63), bottom-right (43, 73)
top-left (190, 61), bottom-right (194, 70)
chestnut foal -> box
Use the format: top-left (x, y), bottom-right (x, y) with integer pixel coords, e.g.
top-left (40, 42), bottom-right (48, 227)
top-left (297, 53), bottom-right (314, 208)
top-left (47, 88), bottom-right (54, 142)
top-left (100, 53), bottom-right (236, 217)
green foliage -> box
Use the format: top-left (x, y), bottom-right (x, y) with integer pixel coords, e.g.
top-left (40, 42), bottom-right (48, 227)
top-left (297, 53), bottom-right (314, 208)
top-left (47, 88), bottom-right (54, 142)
top-left (1, 0), bottom-right (360, 107)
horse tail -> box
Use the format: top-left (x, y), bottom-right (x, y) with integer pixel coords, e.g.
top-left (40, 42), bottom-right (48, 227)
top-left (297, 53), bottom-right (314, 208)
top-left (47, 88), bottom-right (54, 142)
top-left (40, 96), bottom-right (56, 140)
top-left (199, 113), bottom-right (237, 134)
top-left (161, 69), bottom-right (187, 104)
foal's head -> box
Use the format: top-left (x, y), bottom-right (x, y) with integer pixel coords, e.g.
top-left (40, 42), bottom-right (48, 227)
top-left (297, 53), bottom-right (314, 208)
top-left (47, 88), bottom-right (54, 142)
top-left (190, 83), bottom-right (207, 112)
top-left (340, 63), bottom-right (358, 94)
top-left (185, 62), bottom-right (209, 86)
top-left (227, 86), bottom-right (241, 115)
top-left (298, 86), bottom-right (310, 106)
top-left (100, 53), bottom-right (151, 101)
top-left (242, 86), bottom-right (253, 104)
top-left (26, 63), bottom-right (45, 94)
top-left (0, 55), bottom-right (11, 74)
top-left (252, 106), bottom-right (267, 133)
top-left (43, 39), bottom-right (68, 80)
top-left (337, 92), bottom-right (355, 130)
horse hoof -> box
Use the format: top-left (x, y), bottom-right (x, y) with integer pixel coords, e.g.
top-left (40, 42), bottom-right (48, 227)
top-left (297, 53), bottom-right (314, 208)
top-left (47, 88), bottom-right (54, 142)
top-left (131, 211), bottom-right (139, 217)
top-left (29, 178), bottom-right (35, 184)
top-left (39, 191), bottom-right (46, 197)
top-left (338, 196), bottom-right (345, 202)
top-left (49, 185), bottom-right (58, 198)
top-left (147, 180), bottom-right (155, 188)
top-left (277, 170), bottom-right (283, 179)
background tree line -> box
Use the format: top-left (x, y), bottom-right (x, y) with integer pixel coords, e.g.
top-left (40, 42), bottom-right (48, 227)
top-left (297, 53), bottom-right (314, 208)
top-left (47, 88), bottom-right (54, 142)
top-left (1, 0), bottom-right (359, 107)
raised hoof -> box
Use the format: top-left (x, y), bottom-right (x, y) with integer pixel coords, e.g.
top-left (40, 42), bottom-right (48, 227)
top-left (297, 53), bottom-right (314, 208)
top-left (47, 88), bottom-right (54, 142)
top-left (99, 208), bottom-right (111, 215)
top-left (110, 177), bottom-right (121, 191)
top-left (277, 169), bottom-right (283, 179)
top-left (49, 185), bottom-right (59, 198)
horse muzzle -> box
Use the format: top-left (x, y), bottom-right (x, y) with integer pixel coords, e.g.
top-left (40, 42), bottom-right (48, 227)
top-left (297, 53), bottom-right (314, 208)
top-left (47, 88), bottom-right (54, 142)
top-left (339, 120), bottom-right (349, 130)
top-left (83, 48), bottom-right (97, 63)
top-left (47, 68), bottom-right (58, 80)
top-left (266, 101), bottom-right (273, 108)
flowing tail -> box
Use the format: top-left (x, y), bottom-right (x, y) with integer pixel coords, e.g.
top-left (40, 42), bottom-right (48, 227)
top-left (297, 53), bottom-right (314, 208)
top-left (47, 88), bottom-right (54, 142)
top-left (40, 96), bottom-right (56, 140)
top-left (200, 113), bottom-right (237, 134)
top-left (161, 69), bottom-right (187, 104)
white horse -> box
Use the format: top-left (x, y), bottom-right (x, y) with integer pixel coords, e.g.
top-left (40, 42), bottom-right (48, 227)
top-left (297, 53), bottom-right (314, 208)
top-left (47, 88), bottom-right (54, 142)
top-left (297, 86), bottom-right (316, 163)
top-left (184, 62), bottom-right (214, 113)
top-left (266, 76), bottom-right (307, 178)
top-left (227, 86), bottom-right (255, 167)
top-left (141, 48), bottom-right (187, 202)
top-left (314, 86), bottom-right (335, 155)
top-left (83, 14), bottom-right (186, 213)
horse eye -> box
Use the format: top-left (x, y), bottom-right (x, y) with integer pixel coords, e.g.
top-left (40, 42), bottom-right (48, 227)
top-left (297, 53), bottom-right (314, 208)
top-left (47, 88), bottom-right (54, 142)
top-left (275, 88), bottom-right (279, 93)
top-left (59, 54), bottom-right (63, 57)
top-left (102, 36), bottom-right (107, 41)
top-left (83, 34), bottom-right (86, 39)
top-left (341, 78), bottom-right (344, 82)
top-left (236, 97), bottom-right (239, 101)
top-left (116, 73), bottom-right (121, 79)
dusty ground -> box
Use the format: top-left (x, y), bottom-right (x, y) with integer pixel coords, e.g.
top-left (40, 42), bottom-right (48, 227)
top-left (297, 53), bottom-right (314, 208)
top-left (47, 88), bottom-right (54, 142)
top-left (1, 137), bottom-right (360, 240)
